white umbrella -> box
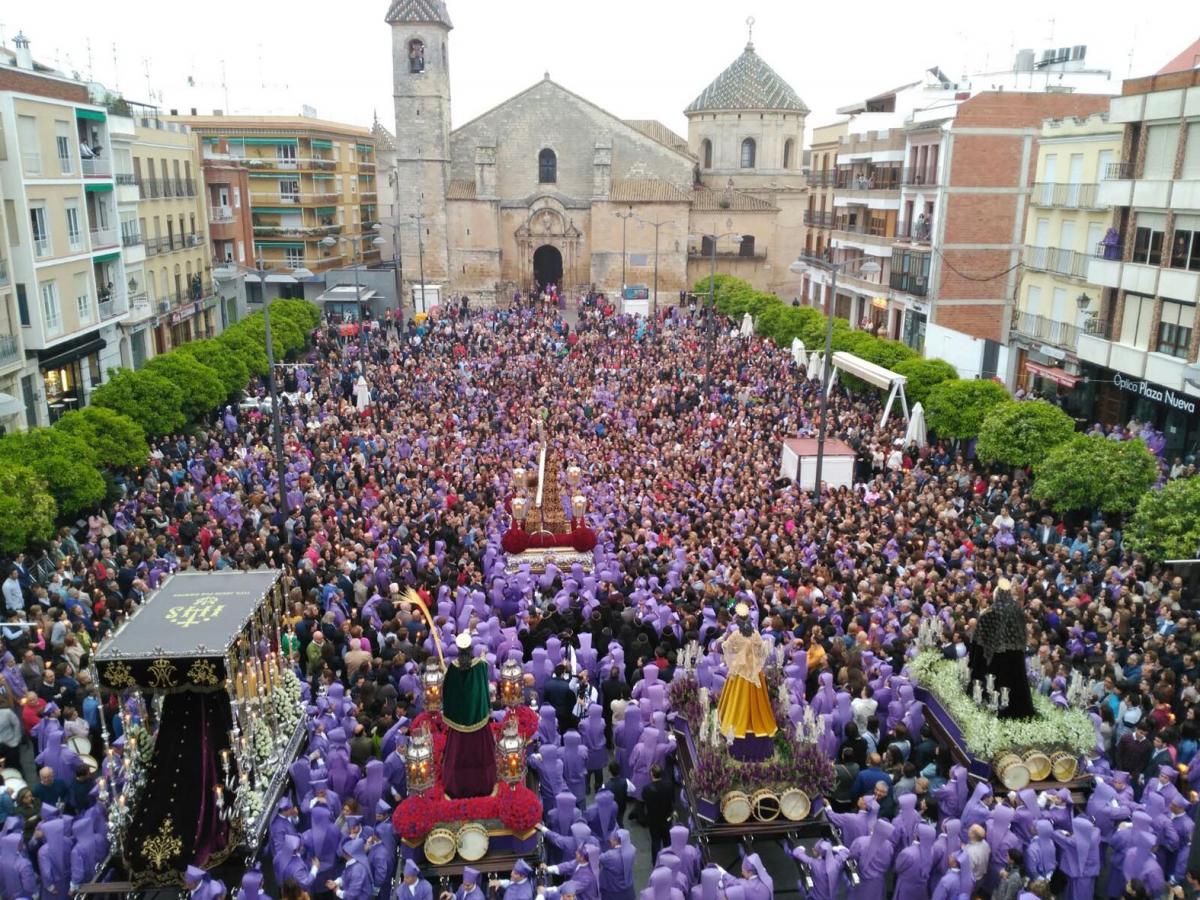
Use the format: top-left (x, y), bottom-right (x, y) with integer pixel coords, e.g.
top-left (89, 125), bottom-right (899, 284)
top-left (904, 401), bottom-right (927, 448)
top-left (739, 312), bottom-right (754, 338)
top-left (791, 338), bottom-right (806, 366)
top-left (354, 375), bottom-right (371, 412)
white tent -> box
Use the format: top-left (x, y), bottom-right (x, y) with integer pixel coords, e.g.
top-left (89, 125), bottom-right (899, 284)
top-left (904, 402), bottom-right (928, 447)
top-left (791, 338), bottom-right (806, 367)
top-left (739, 313), bottom-right (755, 338)
top-left (826, 351), bottom-right (910, 428)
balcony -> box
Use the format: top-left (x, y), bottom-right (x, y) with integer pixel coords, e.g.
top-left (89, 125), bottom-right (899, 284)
top-left (687, 246), bottom-right (768, 260)
top-left (138, 178), bottom-right (160, 199)
top-left (1030, 182), bottom-right (1102, 210)
top-left (0, 258), bottom-right (8, 286)
top-left (893, 220), bottom-right (933, 245)
top-left (807, 172), bottom-right (834, 187)
top-left (1104, 162), bottom-right (1134, 180)
top-left (1087, 241), bottom-right (1124, 288)
top-left (98, 292), bottom-right (128, 321)
top-left (34, 238), bottom-right (52, 258)
top-left (832, 219), bottom-right (896, 248)
top-left (115, 172), bottom-right (137, 186)
top-left (889, 271), bottom-right (929, 297)
top-left (121, 229), bottom-right (143, 247)
top-left (210, 207), bottom-right (235, 224)
top-left (251, 192), bottom-right (302, 205)
top-left (0, 334), bottom-right (20, 368)
top-left (90, 226), bottom-right (119, 250)
top-left (127, 292), bottom-right (152, 321)
top-left (1012, 310), bottom-right (1081, 349)
top-left (1024, 245), bottom-right (1088, 279)
top-left (834, 168), bottom-right (908, 192)
top-left (804, 211), bottom-right (834, 228)
top-left (81, 156), bottom-right (112, 178)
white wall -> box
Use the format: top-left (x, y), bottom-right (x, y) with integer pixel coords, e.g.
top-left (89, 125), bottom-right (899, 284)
top-left (924, 322), bottom-right (1011, 381)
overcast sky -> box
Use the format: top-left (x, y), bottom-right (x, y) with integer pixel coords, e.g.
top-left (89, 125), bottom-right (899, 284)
top-left (6, 1), bottom-right (1194, 138)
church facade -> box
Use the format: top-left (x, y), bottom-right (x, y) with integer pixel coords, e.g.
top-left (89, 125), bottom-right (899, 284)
top-left (383, 0), bottom-right (810, 307)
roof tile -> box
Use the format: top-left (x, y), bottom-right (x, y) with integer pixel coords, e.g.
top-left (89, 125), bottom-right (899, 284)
top-left (384, 0), bottom-right (453, 27)
top-left (609, 179), bottom-right (692, 203)
top-left (685, 44), bottom-right (808, 115)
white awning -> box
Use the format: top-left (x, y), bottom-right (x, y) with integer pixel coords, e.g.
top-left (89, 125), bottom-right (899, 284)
top-left (0, 392), bottom-right (23, 419)
top-left (830, 351), bottom-right (907, 391)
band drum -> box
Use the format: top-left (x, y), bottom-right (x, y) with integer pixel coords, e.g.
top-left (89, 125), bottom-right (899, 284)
top-left (1, 767), bottom-right (25, 794)
top-left (751, 789), bottom-right (780, 822)
top-left (424, 827), bottom-right (457, 865)
top-left (1050, 752), bottom-right (1078, 782)
top-left (721, 790), bottom-right (752, 825)
top-left (995, 753), bottom-right (1030, 791)
top-left (456, 823), bottom-right (489, 861)
top-left (779, 788), bottom-right (811, 821)
top-left (1024, 750), bottom-right (1052, 782)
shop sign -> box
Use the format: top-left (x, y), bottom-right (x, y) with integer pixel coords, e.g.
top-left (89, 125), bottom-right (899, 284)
top-left (170, 302), bottom-right (198, 325)
top-left (1113, 372), bottom-right (1197, 415)
top-left (871, 296), bottom-right (888, 310)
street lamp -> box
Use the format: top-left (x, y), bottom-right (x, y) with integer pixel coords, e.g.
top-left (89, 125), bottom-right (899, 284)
top-left (633, 215), bottom-right (676, 323)
top-left (373, 222), bottom-right (403, 323)
top-left (689, 231), bottom-right (743, 389)
top-left (788, 253), bottom-right (881, 495)
top-left (410, 213), bottom-right (426, 315)
top-left (614, 208), bottom-right (635, 290)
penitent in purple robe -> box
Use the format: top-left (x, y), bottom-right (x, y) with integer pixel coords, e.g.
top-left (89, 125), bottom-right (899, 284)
top-left (848, 820), bottom-right (895, 900)
top-left (1050, 816), bottom-right (1100, 900)
top-left (892, 823), bottom-right (936, 900)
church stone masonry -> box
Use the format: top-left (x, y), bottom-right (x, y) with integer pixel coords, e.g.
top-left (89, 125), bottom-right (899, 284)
top-left (384, 0), bottom-right (810, 307)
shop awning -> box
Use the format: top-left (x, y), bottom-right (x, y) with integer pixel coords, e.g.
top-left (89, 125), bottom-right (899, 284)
top-left (85, 182), bottom-right (113, 193)
top-left (38, 333), bottom-right (106, 371)
top-left (238, 137), bottom-right (297, 146)
top-left (94, 251), bottom-right (121, 263)
top-left (1025, 361), bottom-right (1080, 388)
top-left (75, 108), bottom-right (107, 121)
top-left (310, 139), bottom-right (333, 150)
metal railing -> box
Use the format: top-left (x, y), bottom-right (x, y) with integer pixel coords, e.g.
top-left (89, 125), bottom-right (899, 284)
top-left (902, 168), bottom-right (939, 187)
top-left (90, 225), bottom-right (119, 249)
top-left (81, 157), bottom-right (111, 177)
top-left (1104, 162), bottom-right (1134, 180)
top-left (834, 168), bottom-right (907, 191)
top-left (128, 292), bottom-right (152, 319)
top-left (833, 218), bottom-right (894, 239)
top-left (0, 334), bottom-right (20, 367)
top-left (804, 211), bottom-right (835, 227)
top-left (686, 246), bottom-right (768, 260)
top-left (1083, 317), bottom-right (1113, 339)
top-left (121, 229), bottom-right (143, 247)
top-left (210, 208), bottom-right (235, 224)
top-left (895, 221), bottom-right (933, 243)
top-left (145, 236), bottom-right (170, 255)
top-left (115, 172), bottom-right (138, 186)
top-left (1030, 182), bottom-right (1101, 209)
top-left (889, 271), bottom-right (929, 296)
top-left (807, 172), bottom-right (835, 187)
top-left (34, 238), bottom-right (52, 258)
top-left (138, 178), bottom-right (161, 199)
top-left (0, 259), bottom-right (8, 286)
top-left (98, 295), bottom-right (127, 320)
top-left (1093, 240), bottom-right (1123, 260)
top-left (1024, 245), bottom-right (1088, 278)
top-left (1012, 310), bottom-right (1081, 348)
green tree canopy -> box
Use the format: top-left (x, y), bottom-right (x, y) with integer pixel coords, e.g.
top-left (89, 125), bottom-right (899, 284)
top-left (0, 428), bottom-right (104, 517)
top-left (1125, 476), bottom-right (1200, 561)
top-left (1031, 434), bottom-right (1159, 515)
top-left (218, 328), bottom-right (269, 377)
top-left (91, 368), bottom-right (187, 437)
top-left (177, 339), bottom-right (250, 398)
top-left (0, 461), bottom-right (57, 553)
top-left (976, 399), bottom-right (1077, 468)
top-left (924, 379), bottom-right (1010, 439)
top-left (893, 358), bottom-right (958, 406)
top-left (54, 406), bottom-right (149, 470)
top-left (146, 352), bottom-right (225, 421)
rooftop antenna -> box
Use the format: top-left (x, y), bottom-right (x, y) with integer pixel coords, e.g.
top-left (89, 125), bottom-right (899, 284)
top-left (111, 42), bottom-right (119, 91)
top-left (143, 57), bottom-right (153, 100)
top-left (0, 23), bottom-right (7, 48)
top-left (85, 38), bottom-right (93, 81)
top-left (1046, 17), bottom-right (1055, 45)
top-left (1127, 26), bottom-right (1138, 75)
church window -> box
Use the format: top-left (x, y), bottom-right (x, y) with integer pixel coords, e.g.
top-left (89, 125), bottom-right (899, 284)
top-left (783, 139), bottom-right (794, 170)
top-left (409, 40), bottom-right (426, 73)
top-left (539, 148), bottom-right (557, 184)
top-left (739, 235), bottom-right (756, 257)
top-left (701, 139), bottom-right (713, 169)
top-left (700, 236), bottom-right (715, 256)
top-left (740, 138), bottom-right (756, 169)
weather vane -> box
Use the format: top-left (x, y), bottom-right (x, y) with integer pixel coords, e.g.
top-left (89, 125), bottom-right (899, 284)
top-left (746, 16), bottom-right (755, 46)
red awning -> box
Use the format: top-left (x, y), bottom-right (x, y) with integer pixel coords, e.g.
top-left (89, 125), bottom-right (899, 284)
top-left (1025, 360), bottom-right (1080, 388)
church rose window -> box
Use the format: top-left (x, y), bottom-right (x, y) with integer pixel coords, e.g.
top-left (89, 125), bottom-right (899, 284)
top-left (538, 148), bottom-right (557, 184)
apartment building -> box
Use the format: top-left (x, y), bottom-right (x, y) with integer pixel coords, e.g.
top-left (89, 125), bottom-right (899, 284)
top-left (0, 182), bottom-right (24, 430)
top-left (170, 115), bottom-right (380, 301)
top-left (803, 121), bottom-right (846, 261)
top-left (1009, 114), bottom-right (1122, 406)
top-left (1079, 68), bottom-right (1200, 460)
top-left (0, 35), bottom-right (128, 426)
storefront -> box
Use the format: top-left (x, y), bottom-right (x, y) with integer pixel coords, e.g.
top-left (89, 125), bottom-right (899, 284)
top-left (37, 332), bottom-right (105, 423)
top-left (1079, 363), bottom-right (1200, 461)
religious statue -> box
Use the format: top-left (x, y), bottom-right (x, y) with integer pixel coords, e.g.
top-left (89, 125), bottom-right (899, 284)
top-left (441, 633), bottom-right (497, 798)
top-left (714, 603), bottom-right (778, 761)
top-left (968, 579), bottom-right (1035, 719)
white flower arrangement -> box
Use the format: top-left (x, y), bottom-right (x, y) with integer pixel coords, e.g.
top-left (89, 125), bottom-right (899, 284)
top-left (252, 719), bottom-right (274, 766)
top-left (239, 786), bottom-right (265, 823)
top-left (272, 668), bottom-right (305, 739)
top-left (907, 651), bottom-right (1095, 761)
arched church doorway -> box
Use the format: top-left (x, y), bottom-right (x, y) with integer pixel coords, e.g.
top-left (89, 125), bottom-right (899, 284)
top-left (533, 244), bottom-right (563, 292)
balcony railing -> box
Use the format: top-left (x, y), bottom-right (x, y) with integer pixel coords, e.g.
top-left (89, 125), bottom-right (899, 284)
top-left (128, 292), bottom-right (152, 319)
top-left (0, 258), bottom-right (8, 286)
top-left (834, 167), bottom-right (937, 192)
top-left (807, 172), bottom-right (834, 187)
top-left (1083, 317), bottom-right (1113, 339)
top-left (81, 157), bottom-right (112, 177)
top-left (889, 271), bottom-right (929, 297)
top-left (121, 229), bottom-right (143, 247)
top-left (804, 211), bottom-right (834, 227)
top-left (1012, 310), bottom-right (1081, 348)
top-left (894, 220), bottom-right (933, 244)
top-left (687, 246), bottom-right (768, 260)
top-left (1030, 182), bottom-right (1102, 209)
top-left (98, 293), bottom-right (128, 320)
top-left (90, 226), bottom-right (119, 249)
top-left (1024, 245), bottom-right (1088, 279)
top-left (210, 207), bottom-right (235, 224)
top-left (145, 236), bottom-right (170, 255)
top-left (833, 219), bottom-right (895, 240)
top-left (902, 168), bottom-right (939, 187)
top-left (1104, 162), bottom-right (1134, 180)
top-left (1094, 240), bottom-right (1123, 260)
top-left (34, 238), bottom-right (52, 258)
top-left (0, 334), bottom-right (20, 367)
top-left (138, 178), bottom-right (160, 199)
top-left (115, 172), bottom-right (138, 186)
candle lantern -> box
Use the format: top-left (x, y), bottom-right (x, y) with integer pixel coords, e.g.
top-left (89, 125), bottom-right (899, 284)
top-left (565, 465), bottom-right (583, 487)
top-left (406, 729), bottom-right (435, 795)
top-left (499, 658), bottom-right (524, 708)
top-left (422, 659), bottom-right (445, 713)
top-left (571, 494), bottom-right (587, 519)
top-left (511, 497), bottom-right (529, 523)
top-left (497, 720), bottom-right (527, 785)
top-left (512, 468), bottom-right (527, 495)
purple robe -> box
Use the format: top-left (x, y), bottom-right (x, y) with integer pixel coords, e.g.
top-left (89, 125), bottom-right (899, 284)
top-left (600, 830), bottom-right (637, 900)
top-left (1051, 816), bottom-right (1100, 900)
top-left (562, 731), bottom-right (589, 804)
top-left (793, 842), bottom-right (847, 900)
top-left (0, 833), bottom-right (38, 899)
top-left (1025, 820), bottom-right (1056, 881)
top-left (892, 824), bottom-right (936, 900)
top-left (848, 820), bottom-right (895, 900)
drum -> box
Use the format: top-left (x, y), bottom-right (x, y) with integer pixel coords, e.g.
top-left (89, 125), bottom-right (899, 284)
top-left (1051, 752), bottom-right (1078, 783)
top-left (721, 791), bottom-right (752, 825)
top-left (67, 735), bottom-right (91, 757)
top-left (77, 754), bottom-right (99, 774)
top-left (456, 823), bottom-right (489, 861)
top-left (1024, 750), bottom-right (1052, 782)
top-left (424, 827), bottom-right (456, 865)
top-left (995, 753), bottom-right (1030, 791)
top-left (751, 789), bottom-right (780, 822)
top-left (779, 788), bottom-right (811, 822)
top-left (1, 767), bottom-right (26, 794)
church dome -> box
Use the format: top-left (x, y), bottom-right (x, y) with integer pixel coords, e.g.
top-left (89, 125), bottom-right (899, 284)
top-left (685, 42), bottom-right (808, 115)
top-left (384, 0), bottom-right (453, 27)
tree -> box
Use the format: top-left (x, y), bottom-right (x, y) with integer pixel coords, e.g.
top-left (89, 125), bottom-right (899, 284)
top-left (0, 461), bottom-right (57, 553)
top-left (177, 339), bottom-right (249, 398)
top-left (1031, 434), bottom-right (1159, 515)
top-left (894, 358), bottom-right (958, 406)
top-left (54, 406), bottom-right (149, 470)
top-left (976, 399), bottom-right (1076, 468)
top-left (1125, 476), bottom-right (1200, 561)
top-left (924, 379), bottom-right (1010, 439)
top-left (146, 352), bottom-right (225, 422)
top-left (0, 428), bottom-right (104, 517)
top-left (218, 329), bottom-right (269, 377)
top-left (91, 368), bottom-right (187, 437)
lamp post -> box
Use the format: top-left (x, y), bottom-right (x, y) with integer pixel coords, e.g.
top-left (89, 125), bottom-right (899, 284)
top-left (374, 221), bottom-right (403, 325)
top-left (689, 231), bottom-right (743, 390)
top-left (788, 253), bottom-right (881, 496)
top-left (634, 215), bottom-right (675, 323)
top-left (614, 208), bottom-right (634, 291)
top-left (410, 213), bottom-right (426, 314)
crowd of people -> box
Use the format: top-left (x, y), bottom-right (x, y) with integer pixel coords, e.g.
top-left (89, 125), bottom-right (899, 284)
top-left (0, 291), bottom-right (1194, 899)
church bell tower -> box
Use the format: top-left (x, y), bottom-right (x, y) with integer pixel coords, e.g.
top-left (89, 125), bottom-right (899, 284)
top-left (386, 0), bottom-right (452, 295)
